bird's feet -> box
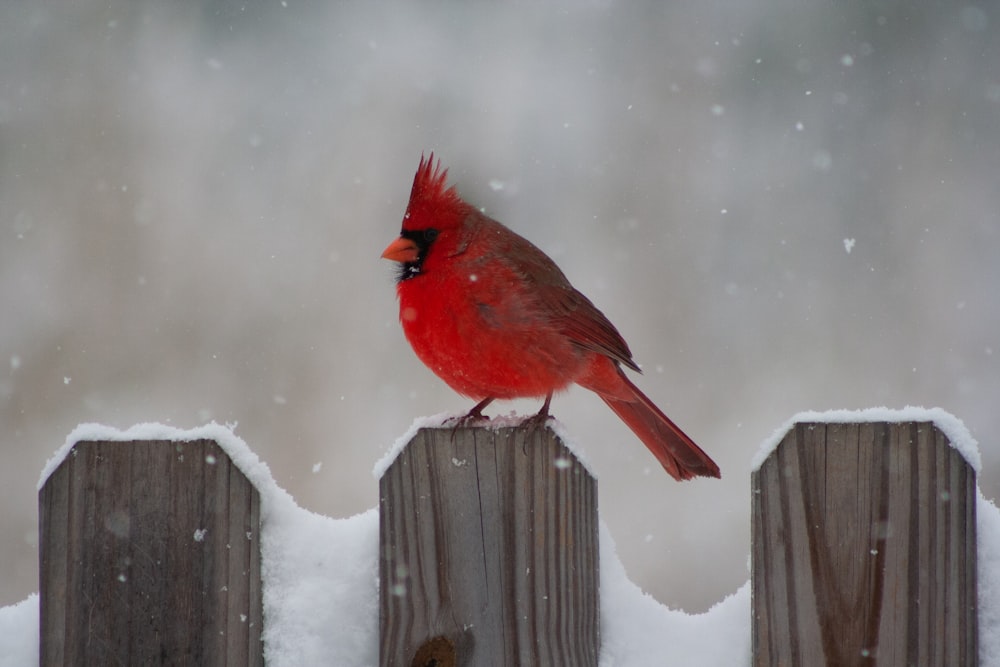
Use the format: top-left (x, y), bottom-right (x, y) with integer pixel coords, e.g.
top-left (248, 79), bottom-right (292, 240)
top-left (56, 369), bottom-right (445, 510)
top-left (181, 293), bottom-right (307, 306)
top-left (444, 395), bottom-right (554, 441)
top-left (520, 393), bottom-right (554, 431)
top-left (445, 397), bottom-right (496, 435)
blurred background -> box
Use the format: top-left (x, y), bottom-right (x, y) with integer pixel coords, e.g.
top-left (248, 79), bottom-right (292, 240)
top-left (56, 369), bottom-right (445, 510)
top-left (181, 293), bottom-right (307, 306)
top-left (1, 0), bottom-right (997, 613)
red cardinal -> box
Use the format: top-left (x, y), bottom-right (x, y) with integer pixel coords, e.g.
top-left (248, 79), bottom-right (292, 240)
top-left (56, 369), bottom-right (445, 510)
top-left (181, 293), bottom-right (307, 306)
top-left (381, 154), bottom-right (720, 481)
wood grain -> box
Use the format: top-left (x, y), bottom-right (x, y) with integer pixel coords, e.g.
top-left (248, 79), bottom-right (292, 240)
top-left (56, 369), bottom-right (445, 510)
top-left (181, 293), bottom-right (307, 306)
top-left (379, 426), bottom-right (600, 667)
top-left (39, 439), bottom-right (263, 666)
top-left (752, 422), bottom-right (977, 666)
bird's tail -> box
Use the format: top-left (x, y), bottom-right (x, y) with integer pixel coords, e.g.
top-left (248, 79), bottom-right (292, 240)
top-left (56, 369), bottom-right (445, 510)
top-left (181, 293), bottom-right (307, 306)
top-left (586, 365), bottom-right (720, 481)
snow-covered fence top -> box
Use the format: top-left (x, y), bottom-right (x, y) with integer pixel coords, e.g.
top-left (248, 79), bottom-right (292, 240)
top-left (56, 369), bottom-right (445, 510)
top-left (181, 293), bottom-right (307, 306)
top-left (31, 409), bottom-right (986, 666)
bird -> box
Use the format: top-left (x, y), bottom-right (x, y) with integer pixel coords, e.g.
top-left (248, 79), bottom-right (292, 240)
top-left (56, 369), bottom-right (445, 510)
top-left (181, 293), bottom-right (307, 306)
top-left (381, 154), bottom-right (720, 481)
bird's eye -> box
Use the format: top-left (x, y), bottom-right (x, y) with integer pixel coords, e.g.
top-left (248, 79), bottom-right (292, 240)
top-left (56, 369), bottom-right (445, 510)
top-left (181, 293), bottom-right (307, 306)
top-left (424, 228), bottom-right (439, 242)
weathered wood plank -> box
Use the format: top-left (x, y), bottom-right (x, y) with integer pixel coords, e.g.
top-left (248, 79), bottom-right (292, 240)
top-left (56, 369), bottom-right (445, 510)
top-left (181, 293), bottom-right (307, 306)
top-left (751, 421), bottom-right (977, 666)
top-left (379, 426), bottom-right (600, 667)
top-left (39, 439), bottom-right (264, 666)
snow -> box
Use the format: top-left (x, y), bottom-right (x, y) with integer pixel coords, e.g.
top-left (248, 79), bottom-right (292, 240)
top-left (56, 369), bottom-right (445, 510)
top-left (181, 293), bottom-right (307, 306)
top-left (0, 596), bottom-right (36, 667)
top-left (980, 489), bottom-right (1000, 665)
top-left (750, 406), bottom-right (982, 473)
top-left (598, 523), bottom-right (751, 666)
top-left (3, 411), bottom-right (1000, 666)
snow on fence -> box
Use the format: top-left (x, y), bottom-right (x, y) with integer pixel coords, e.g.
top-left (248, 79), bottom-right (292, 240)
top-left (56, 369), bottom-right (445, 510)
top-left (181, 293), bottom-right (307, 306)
top-left (33, 417), bottom-right (981, 665)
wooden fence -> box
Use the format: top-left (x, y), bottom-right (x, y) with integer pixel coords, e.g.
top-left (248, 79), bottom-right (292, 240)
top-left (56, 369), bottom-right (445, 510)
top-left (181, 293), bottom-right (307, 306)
top-left (37, 420), bottom-right (978, 665)
top-left (379, 426), bottom-right (599, 667)
top-left (39, 439), bottom-right (263, 666)
top-left (752, 422), bottom-right (976, 666)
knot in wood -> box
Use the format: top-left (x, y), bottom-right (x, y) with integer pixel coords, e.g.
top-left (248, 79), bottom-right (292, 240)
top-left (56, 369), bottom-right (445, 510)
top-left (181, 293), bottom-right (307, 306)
top-left (411, 635), bottom-right (456, 667)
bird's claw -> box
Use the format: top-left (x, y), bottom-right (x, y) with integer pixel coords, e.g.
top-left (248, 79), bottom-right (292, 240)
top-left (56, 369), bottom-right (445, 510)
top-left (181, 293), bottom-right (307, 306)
top-left (445, 412), bottom-right (491, 428)
top-left (520, 411), bottom-right (553, 430)
top-left (445, 397), bottom-right (496, 441)
top-left (521, 393), bottom-right (554, 432)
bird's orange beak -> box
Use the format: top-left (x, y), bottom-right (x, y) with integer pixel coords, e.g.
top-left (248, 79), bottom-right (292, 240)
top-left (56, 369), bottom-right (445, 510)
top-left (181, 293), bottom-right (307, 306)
top-left (381, 236), bottom-right (420, 263)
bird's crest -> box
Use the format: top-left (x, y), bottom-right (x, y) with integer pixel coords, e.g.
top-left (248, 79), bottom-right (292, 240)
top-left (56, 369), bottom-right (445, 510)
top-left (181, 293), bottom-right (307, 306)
top-left (405, 153), bottom-right (462, 226)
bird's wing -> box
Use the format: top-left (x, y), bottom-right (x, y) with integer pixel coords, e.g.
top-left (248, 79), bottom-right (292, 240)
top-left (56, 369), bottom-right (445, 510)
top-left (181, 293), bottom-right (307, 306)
top-left (543, 284), bottom-right (640, 372)
top-left (493, 221), bottom-right (640, 372)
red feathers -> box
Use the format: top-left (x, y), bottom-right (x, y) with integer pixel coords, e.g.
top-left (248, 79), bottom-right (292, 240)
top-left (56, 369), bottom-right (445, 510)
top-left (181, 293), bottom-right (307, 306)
top-left (404, 154), bottom-right (462, 227)
top-left (381, 154), bottom-right (720, 481)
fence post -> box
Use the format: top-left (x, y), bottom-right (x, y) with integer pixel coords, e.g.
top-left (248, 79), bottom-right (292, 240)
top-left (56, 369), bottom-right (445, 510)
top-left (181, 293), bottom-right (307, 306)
top-left (751, 421), bottom-right (977, 666)
top-left (379, 425), bottom-right (600, 667)
top-left (38, 439), bottom-right (264, 666)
